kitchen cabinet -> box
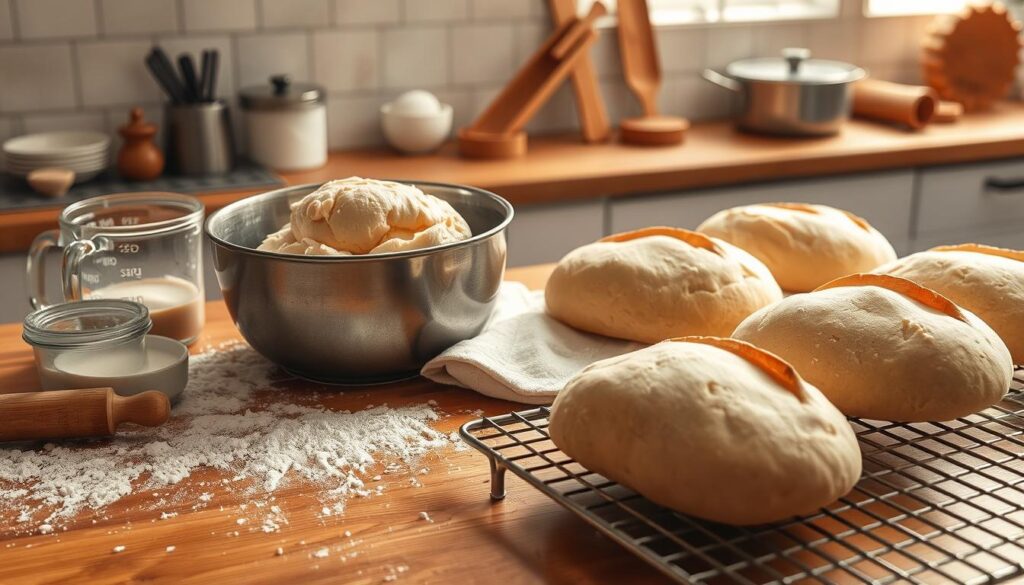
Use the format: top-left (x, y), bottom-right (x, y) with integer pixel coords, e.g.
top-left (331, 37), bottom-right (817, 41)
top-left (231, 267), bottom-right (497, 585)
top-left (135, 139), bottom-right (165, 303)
top-left (609, 170), bottom-right (916, 255)
top-left (506, 199), bottom-right (606, 266)
top-left (914, 159), bottom-right (1024, 245)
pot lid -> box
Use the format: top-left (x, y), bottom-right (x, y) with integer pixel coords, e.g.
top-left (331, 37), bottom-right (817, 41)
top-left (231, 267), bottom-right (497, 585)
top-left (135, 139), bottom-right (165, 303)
top-left (240, 75), bottom-right (325, 109)
top-left (726, 48), bottom-right (864, 84)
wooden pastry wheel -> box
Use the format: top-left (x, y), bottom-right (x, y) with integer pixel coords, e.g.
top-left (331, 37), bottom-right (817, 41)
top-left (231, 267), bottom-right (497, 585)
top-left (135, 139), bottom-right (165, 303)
top-left (458, 2), bottom-right (606, 159)
top-left (616, 0), bottom-right (688, 145)
top-left (922, 2), bottom-right (1023, 112)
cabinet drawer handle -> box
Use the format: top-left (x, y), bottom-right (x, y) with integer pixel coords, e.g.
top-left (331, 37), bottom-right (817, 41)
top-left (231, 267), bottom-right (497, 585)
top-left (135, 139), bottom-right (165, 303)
top-left (984, 177), bottom-right (1024, 193)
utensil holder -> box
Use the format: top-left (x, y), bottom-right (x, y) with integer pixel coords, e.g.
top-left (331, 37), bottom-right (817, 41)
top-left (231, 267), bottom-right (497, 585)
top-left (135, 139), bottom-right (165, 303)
top-left (165, 100), bottom-right (235, 176)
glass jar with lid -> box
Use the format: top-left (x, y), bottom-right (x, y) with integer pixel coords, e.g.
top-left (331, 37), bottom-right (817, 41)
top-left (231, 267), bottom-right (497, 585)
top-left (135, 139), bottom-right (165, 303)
top-left (23, 300), bottom-right (152, 390)
top-left (239, 75), bottom-right (327, 171)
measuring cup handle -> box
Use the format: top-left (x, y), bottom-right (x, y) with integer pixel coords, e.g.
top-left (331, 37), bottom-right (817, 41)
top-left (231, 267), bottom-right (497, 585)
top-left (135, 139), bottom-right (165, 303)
top-left (26, 229), bottom-right (59, 309)
top-left (61, 240), bottom-right (100, 302)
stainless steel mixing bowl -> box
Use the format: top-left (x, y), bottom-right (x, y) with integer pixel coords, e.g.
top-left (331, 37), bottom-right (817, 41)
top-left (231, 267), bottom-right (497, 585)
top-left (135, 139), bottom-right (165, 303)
top-left (205, 181), bottom-right (513, 384)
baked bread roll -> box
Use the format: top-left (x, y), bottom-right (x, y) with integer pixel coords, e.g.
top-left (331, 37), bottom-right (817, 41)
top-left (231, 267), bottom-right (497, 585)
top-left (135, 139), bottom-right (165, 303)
top-left (697, 203), bottom-right (897, 292)
top-left (875, 244), bottom-right (1024, 364)
top-left (733, 274), bottom-right (1013, 422)
top-left (545, 227), bottom-right (782, 343)
top-left (258, 177), bottom-right (471, 255)
top-left (548, 337), bottom-right (862, 525)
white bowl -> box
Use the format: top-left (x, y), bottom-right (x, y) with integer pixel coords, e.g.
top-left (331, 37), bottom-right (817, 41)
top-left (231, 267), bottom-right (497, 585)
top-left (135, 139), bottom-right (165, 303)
top-left (380, 103), bottom-right (453, 155)
top-left (7, 158), bottom-right (108, 172)
top-left (3, 131), bottom-right (110, 158)
top-left (7, 150), bottom-right (108, 163)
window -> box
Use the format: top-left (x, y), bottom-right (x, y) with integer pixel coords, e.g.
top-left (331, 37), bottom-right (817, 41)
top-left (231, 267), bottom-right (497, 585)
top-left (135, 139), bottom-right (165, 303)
top-left (579, 0), bottom-right (840, 25)
top-left (865, 0), bottom-right (969, 17)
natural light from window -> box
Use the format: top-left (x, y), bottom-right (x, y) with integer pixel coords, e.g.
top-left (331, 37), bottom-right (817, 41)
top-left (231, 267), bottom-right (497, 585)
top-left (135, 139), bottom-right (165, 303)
top-left (580, 0), bottom-right (979, 24)
top-left (865, 0), bottom-right (969, 16)
top-left (578, 0), bottom-right (840, 25)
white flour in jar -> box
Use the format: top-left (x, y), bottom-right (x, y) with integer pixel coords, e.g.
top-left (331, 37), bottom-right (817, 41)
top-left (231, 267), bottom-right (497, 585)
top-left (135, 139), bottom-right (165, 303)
top-left (0, 342), bottom-right (455, 531)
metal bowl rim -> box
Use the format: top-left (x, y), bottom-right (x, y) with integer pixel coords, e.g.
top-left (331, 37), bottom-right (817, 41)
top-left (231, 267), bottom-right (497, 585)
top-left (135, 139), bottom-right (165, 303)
top-left (204, 180), bottom-right (514, 263)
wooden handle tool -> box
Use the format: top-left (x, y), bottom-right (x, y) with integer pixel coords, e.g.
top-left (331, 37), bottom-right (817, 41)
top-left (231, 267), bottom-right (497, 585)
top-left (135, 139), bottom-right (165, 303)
top-left (852, 78), bottom-right (938, 130)
top-left (548, 0), bottom-right (610, 143)
top-left (0, 388), bottom-right (170, 442)
top-left (458, 2), bottom-right (606, 159)
top-left (616, 0), bottom-right (688, 145)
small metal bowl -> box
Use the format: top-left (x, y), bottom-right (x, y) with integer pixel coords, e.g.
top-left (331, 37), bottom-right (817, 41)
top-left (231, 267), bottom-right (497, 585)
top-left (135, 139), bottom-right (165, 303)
top-left (205, 181), bottom-right (513, 384)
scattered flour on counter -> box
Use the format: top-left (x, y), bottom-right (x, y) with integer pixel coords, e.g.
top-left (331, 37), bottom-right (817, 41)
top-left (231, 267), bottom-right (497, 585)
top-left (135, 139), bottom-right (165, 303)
top-left (0, 342), bottom-right (457, 531)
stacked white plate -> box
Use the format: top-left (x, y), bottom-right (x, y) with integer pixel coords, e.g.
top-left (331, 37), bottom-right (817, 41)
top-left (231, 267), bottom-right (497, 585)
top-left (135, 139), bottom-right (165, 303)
top-left (3, 131), bottom-right (111, 182)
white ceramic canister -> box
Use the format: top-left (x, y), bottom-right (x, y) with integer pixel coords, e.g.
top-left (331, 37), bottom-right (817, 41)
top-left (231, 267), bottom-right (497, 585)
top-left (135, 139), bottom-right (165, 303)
top-left (240, 75), bottom-right (327, 171)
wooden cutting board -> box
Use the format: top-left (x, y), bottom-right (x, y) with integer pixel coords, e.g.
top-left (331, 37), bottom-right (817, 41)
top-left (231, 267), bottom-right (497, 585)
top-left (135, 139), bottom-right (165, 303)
top-left (0, 264), bottom-right (672, 585)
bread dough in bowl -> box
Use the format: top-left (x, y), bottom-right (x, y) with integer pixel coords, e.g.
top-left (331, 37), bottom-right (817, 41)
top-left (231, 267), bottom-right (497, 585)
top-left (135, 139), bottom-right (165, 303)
top-left (875, 243), bottom-right (1024, 364)
top-left (544, 227), bottom-right (783, 344)
top-left (548, 336), bottom-right (862, 525)
top-left (258, 177), bottom-right (471, 255)
top-left (697, 203), bottom-right (897, 292)
top-left (733, 273), bottom-right (1013, 422)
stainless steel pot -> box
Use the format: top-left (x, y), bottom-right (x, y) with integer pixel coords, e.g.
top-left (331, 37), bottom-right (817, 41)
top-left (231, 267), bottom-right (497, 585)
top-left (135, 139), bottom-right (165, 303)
top-left (703, 48), bottom-right (865, 136)
top-left (205, 182), bottom-right (513, 384)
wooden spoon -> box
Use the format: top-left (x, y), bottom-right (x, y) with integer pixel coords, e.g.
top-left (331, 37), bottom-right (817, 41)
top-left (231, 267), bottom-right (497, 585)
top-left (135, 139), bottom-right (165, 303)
top-left (616, 0), bottom-right (688, 145)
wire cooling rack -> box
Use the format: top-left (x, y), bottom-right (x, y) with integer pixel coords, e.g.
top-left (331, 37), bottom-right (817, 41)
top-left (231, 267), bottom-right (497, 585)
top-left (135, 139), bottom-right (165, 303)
top-left (460, 368), bottom-right (1024, 584)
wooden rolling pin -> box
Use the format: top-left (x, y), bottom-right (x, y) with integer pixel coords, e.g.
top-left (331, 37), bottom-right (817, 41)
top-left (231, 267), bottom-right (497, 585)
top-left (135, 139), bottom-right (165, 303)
top-left (852, 79), bottom-right (939, 130)
top-left (0, 388), bottom-right (170, 441)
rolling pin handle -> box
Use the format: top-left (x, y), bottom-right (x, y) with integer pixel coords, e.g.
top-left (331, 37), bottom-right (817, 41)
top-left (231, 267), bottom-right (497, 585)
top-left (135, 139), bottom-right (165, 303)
top-left (111, 390), bottom-right (171, 429)
top-left (489, 457), bottom-right (507, 501)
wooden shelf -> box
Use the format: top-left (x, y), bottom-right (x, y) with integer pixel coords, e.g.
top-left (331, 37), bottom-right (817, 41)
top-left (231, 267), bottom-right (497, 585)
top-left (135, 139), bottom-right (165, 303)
top-left (4, 101), bottom-right (1024, 253)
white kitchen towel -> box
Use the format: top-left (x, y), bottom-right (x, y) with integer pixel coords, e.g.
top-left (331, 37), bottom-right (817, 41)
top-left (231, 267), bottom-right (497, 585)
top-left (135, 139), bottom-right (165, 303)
top-left (421, 282), bottom-right (643, 404)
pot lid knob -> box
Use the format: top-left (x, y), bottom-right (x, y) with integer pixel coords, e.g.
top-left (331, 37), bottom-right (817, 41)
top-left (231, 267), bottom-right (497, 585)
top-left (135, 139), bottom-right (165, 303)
top-left (271, 74), bottom-right (290, 95)
top-left (782, 47), bottom-right (811, 75)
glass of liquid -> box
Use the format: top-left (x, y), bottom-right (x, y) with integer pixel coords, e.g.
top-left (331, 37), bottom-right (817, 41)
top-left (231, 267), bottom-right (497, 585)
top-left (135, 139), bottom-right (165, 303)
top-left (27, 192), bottom-right (205, 345)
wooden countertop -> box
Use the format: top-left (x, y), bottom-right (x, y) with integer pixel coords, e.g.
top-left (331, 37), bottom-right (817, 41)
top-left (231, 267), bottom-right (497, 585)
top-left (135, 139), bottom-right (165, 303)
top-left (4, 101), bottom-right (1024, 254)
top-left (0, 264), bottom-right (674, 585)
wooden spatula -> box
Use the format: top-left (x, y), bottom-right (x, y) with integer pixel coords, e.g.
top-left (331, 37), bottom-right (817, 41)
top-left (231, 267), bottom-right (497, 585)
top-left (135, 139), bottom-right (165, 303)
top-left (459, 2), bottom-right (607, 158)
top-left (616, 0), bottom-right (688, 145)
top-left (548, 0), bottom-right (610, 143)
top-left (0, 388), bottom-right (170, 442)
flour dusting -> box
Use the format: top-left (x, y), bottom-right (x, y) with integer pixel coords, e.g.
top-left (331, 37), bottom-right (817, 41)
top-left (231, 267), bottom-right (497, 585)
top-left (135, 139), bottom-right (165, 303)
top-left (0, 342), bottom-right (455, 532)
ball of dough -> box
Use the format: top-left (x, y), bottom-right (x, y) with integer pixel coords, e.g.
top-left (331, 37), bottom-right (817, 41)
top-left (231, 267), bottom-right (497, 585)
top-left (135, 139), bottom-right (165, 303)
top-left (258, 177), bottom-right (471, 255)
top-left (874, 244), bottom-right (1024, 364)
top-left (733, 274), bottom-right (1013, 422)
top-left (697, 203), bottom-right (897, 292)
top-left (548, 337), bottom-right (862, 526)
top-left (545, 227), bottom-right (783, 344)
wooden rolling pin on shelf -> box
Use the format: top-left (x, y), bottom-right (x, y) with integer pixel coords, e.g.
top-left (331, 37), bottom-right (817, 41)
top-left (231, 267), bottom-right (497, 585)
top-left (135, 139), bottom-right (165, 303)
top-left (0, 388), bottom-right (170, 442)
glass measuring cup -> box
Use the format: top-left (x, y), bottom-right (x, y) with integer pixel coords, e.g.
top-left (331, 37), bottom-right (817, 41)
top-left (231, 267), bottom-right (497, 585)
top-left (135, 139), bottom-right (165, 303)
top-left (27, 192), bottom-right (205, 344)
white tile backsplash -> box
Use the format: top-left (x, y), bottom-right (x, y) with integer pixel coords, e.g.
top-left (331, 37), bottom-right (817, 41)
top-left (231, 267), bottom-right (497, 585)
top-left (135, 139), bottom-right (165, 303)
top-left (22, 111), bottom-right (106, 133)
top-left (452, 23), bottom-right (515, 85)
top-left (0, 45), bottom-right (77, 112)
top-left (382, 27), bottom-right (448, 89)
top-left (334, 0), bottom-right (399, 25)
top-left (312, 29), bottom-right (378, 92)
top-left (0, 3), bottom-right (932, 150)
top-left (236, 32), bottom-right (309, 89)
top-left (100, 0), bottom-right (179, 35)
top-left (260, 0), bottom-right (328, 29)
top-left (752, 22), bottom-right (809, 57)
top-left (182, 0), bottom-right (256, 32)
top-left (470, 0), bottom-right (532, 21)
top-left (0, 0), bottom-right (13, 40)
top-left (77, 40), bottom-right (162, 106)
top-left (326, 95), bottom-right (382, 148)
top-left (15, 0), bottom-right (98, 39)
top-left (656, 27), bottom-right (707, 73)
top-left (405, 0), bottom-right (468, 23)
top-left (705, 25), bottom-right (755, 69)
